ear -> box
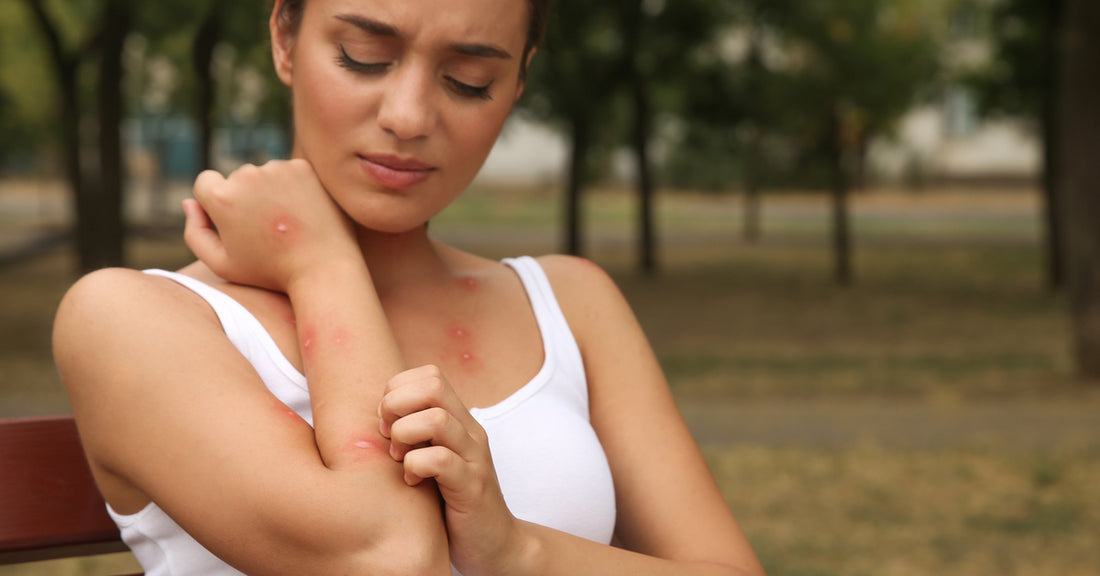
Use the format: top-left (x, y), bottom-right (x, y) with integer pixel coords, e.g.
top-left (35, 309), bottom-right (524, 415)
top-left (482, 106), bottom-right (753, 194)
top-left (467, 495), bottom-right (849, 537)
top-left (515, 48), bottom-right (537, 102)
top-left (270, 1), bottom-right (295, 87)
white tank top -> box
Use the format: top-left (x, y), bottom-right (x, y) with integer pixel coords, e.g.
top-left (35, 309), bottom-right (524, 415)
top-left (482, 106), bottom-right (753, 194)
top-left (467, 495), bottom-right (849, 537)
top-left (108, 256), bottom-right (616, 575)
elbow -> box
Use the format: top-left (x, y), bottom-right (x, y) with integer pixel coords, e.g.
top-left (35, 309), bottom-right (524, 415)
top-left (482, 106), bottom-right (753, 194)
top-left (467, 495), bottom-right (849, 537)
top-left (256, 495), bottom-right (450, 576)
top-left (358, 536), bottom-right (450, 576)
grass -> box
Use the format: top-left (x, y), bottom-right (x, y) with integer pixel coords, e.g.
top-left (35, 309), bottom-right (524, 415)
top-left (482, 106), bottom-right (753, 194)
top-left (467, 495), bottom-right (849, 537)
top-left (709, 444), bottom-right (1100, 576)
top-left (1, 182), bottom-right (1097, 574)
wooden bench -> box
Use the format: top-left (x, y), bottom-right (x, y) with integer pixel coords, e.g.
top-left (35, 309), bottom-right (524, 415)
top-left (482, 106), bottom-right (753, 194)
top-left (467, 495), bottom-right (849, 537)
top-left (0, 415), bottom-right (135, 570)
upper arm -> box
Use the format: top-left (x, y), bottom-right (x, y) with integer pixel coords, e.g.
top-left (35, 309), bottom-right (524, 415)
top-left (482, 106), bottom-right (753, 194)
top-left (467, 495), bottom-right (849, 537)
top-left (540, 256), bottom-right (763, 574)
top-left (53, 268), bottom-right (448, 575)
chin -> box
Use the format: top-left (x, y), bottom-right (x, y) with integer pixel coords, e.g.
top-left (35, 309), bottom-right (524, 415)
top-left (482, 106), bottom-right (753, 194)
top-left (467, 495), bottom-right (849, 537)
top-left (344, 203), bottom-right (437, 236)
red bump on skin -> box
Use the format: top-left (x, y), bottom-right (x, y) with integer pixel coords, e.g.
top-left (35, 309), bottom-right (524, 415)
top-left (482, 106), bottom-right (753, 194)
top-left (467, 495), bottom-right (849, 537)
top-left (459, 277), bottom-right (478, 291)
top-left (344, 436), bottom-right (386, 462)
top-left (265, 212), bottom-right (300, 249)
top-left (272, 398), bottom-right (306, 425)
top-left (328, 327), bottom-right (353, 355)
top-left (299, 323), bottom-right (317, 360)
top-left (271, 214), bottom-right (297, 236)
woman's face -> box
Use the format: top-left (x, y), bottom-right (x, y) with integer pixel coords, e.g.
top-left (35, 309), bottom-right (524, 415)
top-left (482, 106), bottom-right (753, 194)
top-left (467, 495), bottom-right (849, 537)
top-left (271, 0), bottom-right (529, 234)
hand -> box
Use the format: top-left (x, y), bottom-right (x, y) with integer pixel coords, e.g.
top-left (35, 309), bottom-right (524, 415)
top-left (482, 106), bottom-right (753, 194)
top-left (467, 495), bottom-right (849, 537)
top-left (184, 159), bottom-right (360, 292)
top-left (379, 365), bottom-right (526, 575)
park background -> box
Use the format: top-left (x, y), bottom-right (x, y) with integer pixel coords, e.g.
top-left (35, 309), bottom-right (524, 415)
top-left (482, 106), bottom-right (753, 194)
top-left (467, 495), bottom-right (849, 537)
top-left (1, 0), bottom-right (1099, 574)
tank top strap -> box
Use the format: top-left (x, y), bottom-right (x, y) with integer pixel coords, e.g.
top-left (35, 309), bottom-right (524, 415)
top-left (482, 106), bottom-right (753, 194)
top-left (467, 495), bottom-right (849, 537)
top-left (141, 270), bottom-right (310, 410)
top-left (501, 257), bottom-right (588, 401)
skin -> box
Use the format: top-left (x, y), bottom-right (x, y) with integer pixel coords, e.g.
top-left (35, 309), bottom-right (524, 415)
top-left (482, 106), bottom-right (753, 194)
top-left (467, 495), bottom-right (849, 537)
top-left (52, 0), bottom-right (766, 575)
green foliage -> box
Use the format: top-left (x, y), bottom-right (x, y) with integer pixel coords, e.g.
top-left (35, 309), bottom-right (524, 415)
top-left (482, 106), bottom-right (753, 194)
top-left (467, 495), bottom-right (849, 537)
top-left (664, 0), bottom-right (944, 191)
top-left (964, 0), bottom-right (1054, 121)
top-left (0, 1), bottom-right (59, 164)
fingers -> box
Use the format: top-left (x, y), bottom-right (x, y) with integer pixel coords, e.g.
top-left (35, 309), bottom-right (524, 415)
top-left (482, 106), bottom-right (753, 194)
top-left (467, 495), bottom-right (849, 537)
top-left (192, 169), bottom-right (227, 205)
top-left (401, 444), bottom-right (468, 487)
top-left (387, 406), bottom-right (476, 462)
top-left (182, 198), bottom-right (229, 273)
top-left (379, 365), bottom-right (480, 438)
top-left (378, 365), bottom-right (487, 474)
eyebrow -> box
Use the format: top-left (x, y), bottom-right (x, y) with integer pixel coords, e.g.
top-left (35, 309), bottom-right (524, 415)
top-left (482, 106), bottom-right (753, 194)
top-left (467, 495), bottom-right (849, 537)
top-left (335, 14), bottom-right (397, 36)
top-left (450, 43), bottom-right (512, 60)
top-left (335, 14), bottom-right (513, 60)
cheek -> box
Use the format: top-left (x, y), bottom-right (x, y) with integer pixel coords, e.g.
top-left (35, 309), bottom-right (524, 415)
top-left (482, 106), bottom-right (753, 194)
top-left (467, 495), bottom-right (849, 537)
top-left (292, 49), bottom-right (373, 154)
top-left (450, 105), bottom-right (511, 163)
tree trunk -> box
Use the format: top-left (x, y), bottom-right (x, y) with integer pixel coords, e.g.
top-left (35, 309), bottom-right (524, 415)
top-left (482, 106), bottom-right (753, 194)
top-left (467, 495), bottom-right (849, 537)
top-left (93, 0), bottom-right (131, 271)
top-left (623, 0), bottom-right (656, 275)
top-left (630, 73), bottom-right (656, 275)
top-left (743, 133), bottom-right (761, 243)
top-left (1058, 0), bottom-right (1100, 378)
top-left (23, 0), bottom-right (94, 273)
top-left (743, 21), bottom-right (764, 243)
top-left (829, 106), bottom-right (852, 286)
top-left (564, 116), bottom-right (589, 256)
top-left (1042, 0), bottom-right (1065, 290)
top-left (192, 5), bottom-right (220, 173)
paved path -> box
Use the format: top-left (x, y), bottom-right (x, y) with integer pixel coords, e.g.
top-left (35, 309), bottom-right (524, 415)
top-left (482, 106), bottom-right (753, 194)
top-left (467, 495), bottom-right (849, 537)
top-left (677, 397), bottom-right (1100, 451)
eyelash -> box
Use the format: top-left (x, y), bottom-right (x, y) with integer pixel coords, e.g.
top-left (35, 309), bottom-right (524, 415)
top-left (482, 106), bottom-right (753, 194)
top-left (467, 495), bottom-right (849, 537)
top-left (336, 45), bottom-right (494, 101)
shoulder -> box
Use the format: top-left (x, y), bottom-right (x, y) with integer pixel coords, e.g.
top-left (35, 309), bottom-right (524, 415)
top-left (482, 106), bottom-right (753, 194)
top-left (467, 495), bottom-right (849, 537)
top-left (55, 267), bottom-right (215, 341)
top-left (535, 254), bottom-right (627, 308)
top-left (533, 255), bottom-right (637, 353)
top-left (53, 267), bottom-right (221, 395)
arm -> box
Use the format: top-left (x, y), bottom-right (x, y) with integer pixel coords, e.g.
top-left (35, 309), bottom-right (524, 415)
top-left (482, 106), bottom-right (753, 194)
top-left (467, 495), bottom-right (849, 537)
top-left (184, 161), bottom-right (409, 470)
top-left (55, 269), bottom-right (449, 575)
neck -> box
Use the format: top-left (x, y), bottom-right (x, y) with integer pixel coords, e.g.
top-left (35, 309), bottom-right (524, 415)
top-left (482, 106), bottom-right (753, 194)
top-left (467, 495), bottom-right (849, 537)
top-left (355, 224), bottom-right (451, 295)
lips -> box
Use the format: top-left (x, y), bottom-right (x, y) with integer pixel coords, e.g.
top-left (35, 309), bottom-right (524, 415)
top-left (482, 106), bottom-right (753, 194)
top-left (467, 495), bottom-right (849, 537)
top-left (359, 154), bottom-right (437, 190)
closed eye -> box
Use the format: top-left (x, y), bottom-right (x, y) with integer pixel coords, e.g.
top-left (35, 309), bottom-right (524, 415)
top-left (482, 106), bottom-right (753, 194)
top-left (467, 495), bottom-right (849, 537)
top-left (446, 77), bottom-right (493, 101)
top-left (336, 44), bottom-right (390, 74)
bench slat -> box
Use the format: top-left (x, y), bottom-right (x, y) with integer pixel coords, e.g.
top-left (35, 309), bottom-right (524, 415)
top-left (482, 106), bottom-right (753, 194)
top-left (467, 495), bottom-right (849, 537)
top-left (0, 415), bottom-right (128, 564)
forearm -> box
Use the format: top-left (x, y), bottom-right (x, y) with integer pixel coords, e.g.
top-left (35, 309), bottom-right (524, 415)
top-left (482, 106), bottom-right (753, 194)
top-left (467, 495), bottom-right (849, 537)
top-left (514, 521), bottom-right (763, 576)
top-left (286, 257), bottom-right (403, 469)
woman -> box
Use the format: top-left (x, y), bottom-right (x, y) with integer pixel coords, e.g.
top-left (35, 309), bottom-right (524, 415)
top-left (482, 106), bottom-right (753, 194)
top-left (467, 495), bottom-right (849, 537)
top-left (53, 0), bottom-right (765, 574)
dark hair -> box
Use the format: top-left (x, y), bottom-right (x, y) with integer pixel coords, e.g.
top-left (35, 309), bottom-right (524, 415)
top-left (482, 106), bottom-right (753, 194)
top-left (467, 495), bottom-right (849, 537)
top-left (275, 0), bottom-right (550, 78)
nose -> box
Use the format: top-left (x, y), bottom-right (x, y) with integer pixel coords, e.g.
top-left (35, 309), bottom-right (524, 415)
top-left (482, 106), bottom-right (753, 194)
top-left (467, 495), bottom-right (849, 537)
top-left (377, 64), bottom-right (438, 141)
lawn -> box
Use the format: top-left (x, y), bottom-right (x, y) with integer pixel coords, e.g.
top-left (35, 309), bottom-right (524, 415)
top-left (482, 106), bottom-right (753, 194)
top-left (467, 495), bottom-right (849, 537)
top-left (1, 182), bottom-right (1096, 575)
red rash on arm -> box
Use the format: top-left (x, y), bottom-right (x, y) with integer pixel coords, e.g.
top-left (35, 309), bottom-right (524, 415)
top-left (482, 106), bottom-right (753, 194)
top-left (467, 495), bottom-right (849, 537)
top-left (342, 436), bottom-right (387, 462)
top-left (300, 323), bottom-right (356, 367)
top-left (300, 323), bottom-right (316, 359)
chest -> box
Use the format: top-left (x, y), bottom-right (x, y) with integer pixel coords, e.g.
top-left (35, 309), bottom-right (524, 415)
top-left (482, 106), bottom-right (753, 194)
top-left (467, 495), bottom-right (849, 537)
top-left (219, 279), bottom-right (545, 410)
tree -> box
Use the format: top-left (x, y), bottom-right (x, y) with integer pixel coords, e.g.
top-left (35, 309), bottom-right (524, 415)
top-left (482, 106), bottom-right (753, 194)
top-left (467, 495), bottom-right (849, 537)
top-left (773, 0), bottom-right (941, 284)
top-left (617, 0), bottom-right (727, 274)
top-left (1057, 0), bottom-right (1100, 378)
top-left (967, 0), bottom-right (1064, 290)
top-left (0, 3), bottom-right (52, 171)
top-left (521, 1), bottom-right (621, 257)
top-left (95, 0), bottom-right (133, 269)
top-left (22, 0), bottom-right (122, 273)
